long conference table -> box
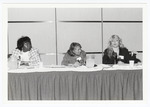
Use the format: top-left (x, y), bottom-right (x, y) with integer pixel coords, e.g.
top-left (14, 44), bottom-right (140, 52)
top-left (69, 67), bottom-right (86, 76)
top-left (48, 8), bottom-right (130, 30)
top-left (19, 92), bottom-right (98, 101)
top-left (8, 65), bottom-right (143, 100)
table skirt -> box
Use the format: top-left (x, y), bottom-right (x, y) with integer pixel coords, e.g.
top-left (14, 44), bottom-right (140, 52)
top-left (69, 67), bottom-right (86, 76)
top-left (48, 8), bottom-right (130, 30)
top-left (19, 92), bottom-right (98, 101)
top-left (8, 70), bottom-right (142, 100)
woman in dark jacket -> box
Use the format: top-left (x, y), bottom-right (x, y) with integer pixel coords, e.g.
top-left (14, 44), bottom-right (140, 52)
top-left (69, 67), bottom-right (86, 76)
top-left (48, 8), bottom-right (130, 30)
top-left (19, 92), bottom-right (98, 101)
top-left (103, 35), bottom-right (130, 64)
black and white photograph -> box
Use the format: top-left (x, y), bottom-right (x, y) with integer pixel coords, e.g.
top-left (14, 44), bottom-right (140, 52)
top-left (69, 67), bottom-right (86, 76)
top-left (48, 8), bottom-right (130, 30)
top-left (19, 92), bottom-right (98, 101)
top-left (0, 2), bottom-right (149, 107)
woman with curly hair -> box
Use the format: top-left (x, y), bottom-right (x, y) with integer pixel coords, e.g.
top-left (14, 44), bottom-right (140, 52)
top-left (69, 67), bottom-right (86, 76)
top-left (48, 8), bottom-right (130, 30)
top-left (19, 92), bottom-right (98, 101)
top-left (103, 35), bottom-right (130, 64)
top-left (10, 36), bottom-right (41, 66)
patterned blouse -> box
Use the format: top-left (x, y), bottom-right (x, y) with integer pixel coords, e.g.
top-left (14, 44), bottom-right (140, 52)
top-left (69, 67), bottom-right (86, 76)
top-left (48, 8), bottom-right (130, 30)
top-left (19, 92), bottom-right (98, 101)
top-left (11, 48), bottom-right (41, 66)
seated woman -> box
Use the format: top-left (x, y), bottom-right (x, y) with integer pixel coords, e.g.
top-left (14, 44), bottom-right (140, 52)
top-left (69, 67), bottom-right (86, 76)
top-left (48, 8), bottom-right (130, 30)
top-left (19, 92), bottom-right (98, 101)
top-left (61, 42), bottom-right (86, 67)
top-left (103, 35), bottom-right (130, 64)
top-left (10, 36), bottom-right (41, 66)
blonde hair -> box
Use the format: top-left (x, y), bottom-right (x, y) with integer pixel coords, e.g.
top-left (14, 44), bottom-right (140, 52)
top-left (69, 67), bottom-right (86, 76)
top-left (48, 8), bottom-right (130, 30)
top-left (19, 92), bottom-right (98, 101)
top-left (108, 34), bottom-right (124, 48)
top-left (107, 35), bottom-right (124, 58)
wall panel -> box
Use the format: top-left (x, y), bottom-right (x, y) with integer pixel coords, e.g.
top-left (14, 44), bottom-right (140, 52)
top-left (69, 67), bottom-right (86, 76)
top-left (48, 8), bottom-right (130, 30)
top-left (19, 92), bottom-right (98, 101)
top-left (103, 23), bottom-right (142, 61)
top-left (8, 23), bottom-right (56, 65)
top-left (103, 8), bottom-right (142, 21)
top-left (57, 23), bottom-right (102, 64)
top-left (8, 8), bottom-right (55, 21)
top-left (57, 8), bottom-right (101, 21)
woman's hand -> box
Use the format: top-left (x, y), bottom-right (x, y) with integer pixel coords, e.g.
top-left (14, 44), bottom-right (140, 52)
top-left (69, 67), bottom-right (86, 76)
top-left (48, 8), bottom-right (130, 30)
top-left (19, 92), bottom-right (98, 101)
top-left (117, 61), bottom-right (124, 65)
top-left (73, 62), bottom-right (81, 67)
top-left (20, 61), bottom-right (30, 66)
top-left (68, 62), bottom-right (81, 67)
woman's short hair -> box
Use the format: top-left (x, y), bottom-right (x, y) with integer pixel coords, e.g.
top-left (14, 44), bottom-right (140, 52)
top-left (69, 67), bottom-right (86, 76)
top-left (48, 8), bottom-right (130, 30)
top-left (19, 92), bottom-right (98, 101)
top-left (67, 42), bottom-right (82, 56)
top-left (16, 36), bottom-right (32, 51)
top-left (108, 34), bottom-right (124, 48)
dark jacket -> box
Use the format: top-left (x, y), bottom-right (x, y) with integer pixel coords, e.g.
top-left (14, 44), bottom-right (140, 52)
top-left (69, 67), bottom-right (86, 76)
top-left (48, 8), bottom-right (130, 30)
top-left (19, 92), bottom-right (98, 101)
top-left (103, 47), bottom-right (130, 64)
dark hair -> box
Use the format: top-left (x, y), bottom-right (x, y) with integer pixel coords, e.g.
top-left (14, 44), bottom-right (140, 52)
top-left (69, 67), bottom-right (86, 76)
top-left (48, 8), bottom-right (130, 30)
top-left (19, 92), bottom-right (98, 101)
top-left (16, 36), bottom-right (32, 51)
top-left (67, 42), bottom-right (82, 56)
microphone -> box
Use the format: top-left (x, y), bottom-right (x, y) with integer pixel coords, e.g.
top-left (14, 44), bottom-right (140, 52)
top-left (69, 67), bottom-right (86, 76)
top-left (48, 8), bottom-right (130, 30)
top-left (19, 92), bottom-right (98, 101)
top-left (113, 52), bottom-right (117, 64)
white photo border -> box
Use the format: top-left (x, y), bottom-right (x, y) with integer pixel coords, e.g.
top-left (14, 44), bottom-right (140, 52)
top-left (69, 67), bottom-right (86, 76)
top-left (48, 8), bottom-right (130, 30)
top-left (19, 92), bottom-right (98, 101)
top-left (1, 3), bottom-right (149, 107)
